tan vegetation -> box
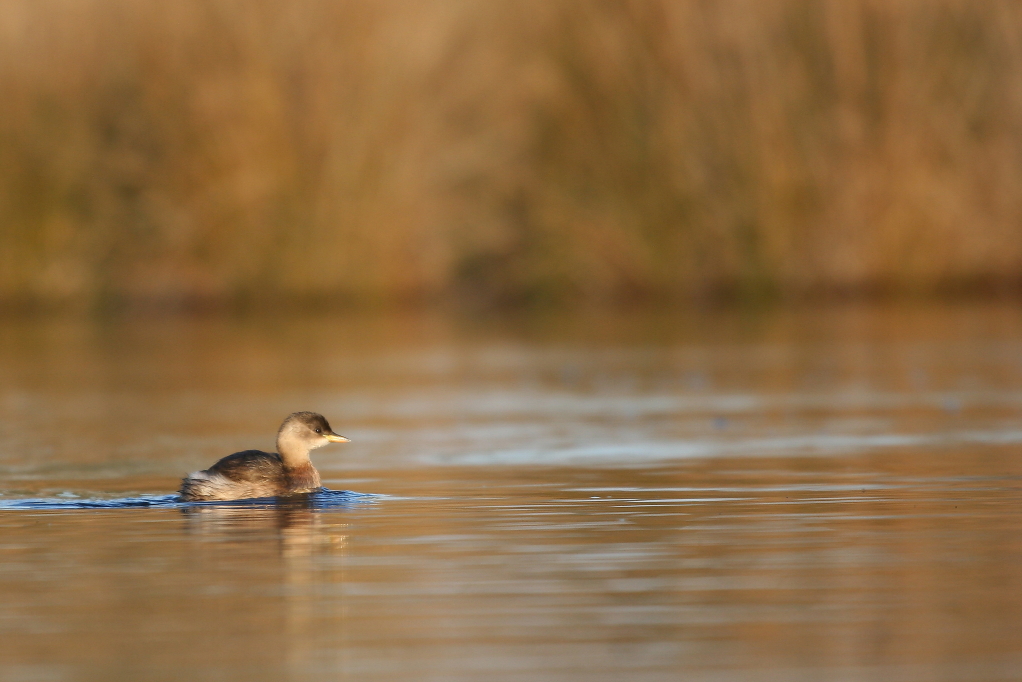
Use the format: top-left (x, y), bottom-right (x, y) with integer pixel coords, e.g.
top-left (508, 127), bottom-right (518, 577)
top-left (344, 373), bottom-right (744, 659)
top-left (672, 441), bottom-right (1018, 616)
top-left (1, 0), bottom-right (1022, 310)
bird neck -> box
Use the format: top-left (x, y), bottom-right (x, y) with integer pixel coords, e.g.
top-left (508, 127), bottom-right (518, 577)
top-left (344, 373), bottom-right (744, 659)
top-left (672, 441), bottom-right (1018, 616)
top-left (276, 431), bottom-right (312, 468)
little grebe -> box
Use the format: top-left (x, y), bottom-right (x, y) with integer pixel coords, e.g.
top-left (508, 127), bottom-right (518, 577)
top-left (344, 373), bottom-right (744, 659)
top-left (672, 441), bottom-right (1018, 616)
top-left (179, 412), bottom-right (349, 501)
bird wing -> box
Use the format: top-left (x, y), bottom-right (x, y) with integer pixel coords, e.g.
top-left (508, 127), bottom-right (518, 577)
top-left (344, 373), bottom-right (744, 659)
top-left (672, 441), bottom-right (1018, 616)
top-left (205, 450), bottom-right (284, 483)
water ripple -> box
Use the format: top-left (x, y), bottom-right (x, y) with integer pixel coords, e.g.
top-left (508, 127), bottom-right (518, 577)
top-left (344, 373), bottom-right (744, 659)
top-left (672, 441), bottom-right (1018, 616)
top-left (0, 488), bottom-right (376, 510)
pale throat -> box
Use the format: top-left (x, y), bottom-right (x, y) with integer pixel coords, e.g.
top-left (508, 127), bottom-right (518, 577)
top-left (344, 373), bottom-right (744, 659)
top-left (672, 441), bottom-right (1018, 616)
top-left (276, 429), bottom-right (320, 467)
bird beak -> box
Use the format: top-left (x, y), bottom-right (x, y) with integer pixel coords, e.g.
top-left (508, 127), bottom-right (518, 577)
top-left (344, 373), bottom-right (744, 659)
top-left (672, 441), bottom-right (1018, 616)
top-left (324, 433), bottom-right (350, 443)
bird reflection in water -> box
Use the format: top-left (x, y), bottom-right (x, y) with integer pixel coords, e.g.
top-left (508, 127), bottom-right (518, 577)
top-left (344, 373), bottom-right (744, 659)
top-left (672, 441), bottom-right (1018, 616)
top-left (180, 493), bottom-right (350, 558)
top-left (181, 494), bottom-right (352, 672)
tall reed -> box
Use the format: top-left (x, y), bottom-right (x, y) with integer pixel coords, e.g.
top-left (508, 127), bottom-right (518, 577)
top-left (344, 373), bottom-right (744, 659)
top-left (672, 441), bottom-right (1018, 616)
top-left (1, 0), bottom-right (1021, 310)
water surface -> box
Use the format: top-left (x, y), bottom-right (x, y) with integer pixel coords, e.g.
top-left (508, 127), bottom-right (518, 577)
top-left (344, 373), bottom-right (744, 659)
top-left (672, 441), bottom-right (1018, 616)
top-left (1, 304), bottom-right (1021, 681)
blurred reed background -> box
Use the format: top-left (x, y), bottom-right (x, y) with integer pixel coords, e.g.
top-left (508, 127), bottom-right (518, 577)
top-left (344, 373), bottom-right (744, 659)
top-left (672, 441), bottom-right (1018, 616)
top-left (1, 0), bottom-right (1021, 312)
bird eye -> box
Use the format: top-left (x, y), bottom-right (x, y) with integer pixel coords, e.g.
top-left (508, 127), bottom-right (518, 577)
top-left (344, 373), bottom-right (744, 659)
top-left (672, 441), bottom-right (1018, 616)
top-left (315, 428), bottom-right (322, 434)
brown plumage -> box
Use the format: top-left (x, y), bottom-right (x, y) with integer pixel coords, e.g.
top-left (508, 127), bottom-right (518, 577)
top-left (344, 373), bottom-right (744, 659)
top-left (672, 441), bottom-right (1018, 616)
top-left (179, 412), bottom-right (349, 501)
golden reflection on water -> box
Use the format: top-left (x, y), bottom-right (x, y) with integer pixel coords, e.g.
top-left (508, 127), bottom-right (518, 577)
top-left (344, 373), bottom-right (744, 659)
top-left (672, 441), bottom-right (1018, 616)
top-left (0, 460), bottom-right (1021, 681)
top-left (1, 304), bottom-right (1022, 680)
top-left (183, 502), bottom-right (350, 677)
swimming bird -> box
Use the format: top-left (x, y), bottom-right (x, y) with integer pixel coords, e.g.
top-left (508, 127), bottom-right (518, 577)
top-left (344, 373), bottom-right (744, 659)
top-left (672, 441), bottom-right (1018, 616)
top-left (179, 412), bottom-right (349, 501)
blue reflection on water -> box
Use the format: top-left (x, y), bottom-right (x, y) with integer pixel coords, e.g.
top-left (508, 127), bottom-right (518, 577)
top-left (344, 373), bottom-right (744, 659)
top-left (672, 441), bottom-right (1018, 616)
top-left (0, 488), bottom-right (376, 510)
